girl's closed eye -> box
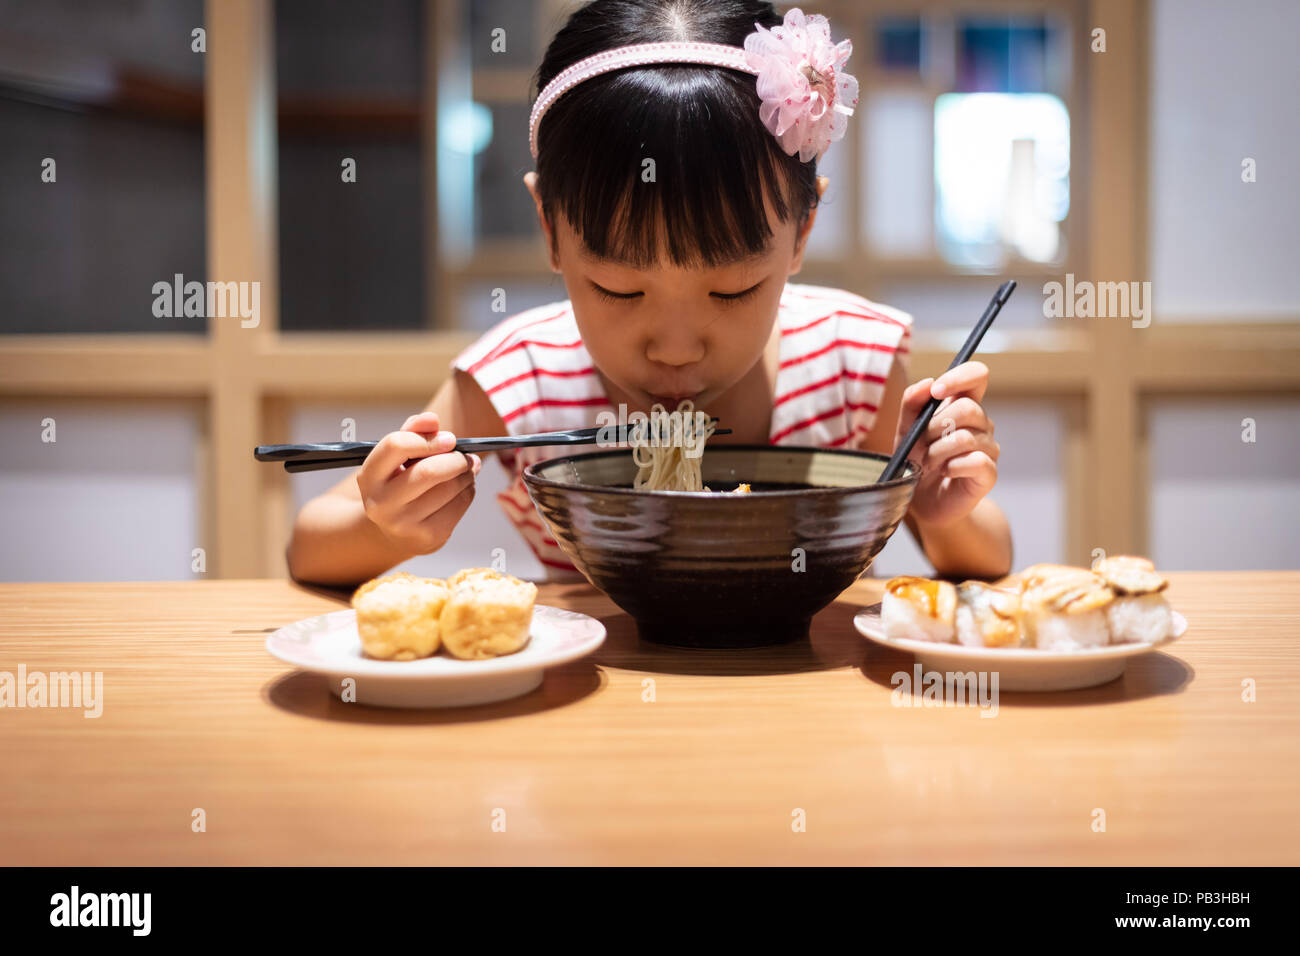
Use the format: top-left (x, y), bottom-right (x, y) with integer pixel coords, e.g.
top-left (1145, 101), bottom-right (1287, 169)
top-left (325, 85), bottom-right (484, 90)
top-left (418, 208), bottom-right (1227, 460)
top-left (588, 278), bottom-right (765, 306)
top-left (588, 281), bottom-right (642, 304)
top-left (711, 279), bottom-right (764, 306)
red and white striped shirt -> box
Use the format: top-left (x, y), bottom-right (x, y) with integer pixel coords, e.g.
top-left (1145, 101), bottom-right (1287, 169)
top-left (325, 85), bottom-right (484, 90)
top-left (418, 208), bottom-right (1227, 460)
top-left (451, 282), bottom-right (912, 579)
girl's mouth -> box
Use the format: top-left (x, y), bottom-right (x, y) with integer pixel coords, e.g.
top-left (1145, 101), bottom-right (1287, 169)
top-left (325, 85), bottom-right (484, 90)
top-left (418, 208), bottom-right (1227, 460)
top-left (648, 392), bottom-right (700, 408)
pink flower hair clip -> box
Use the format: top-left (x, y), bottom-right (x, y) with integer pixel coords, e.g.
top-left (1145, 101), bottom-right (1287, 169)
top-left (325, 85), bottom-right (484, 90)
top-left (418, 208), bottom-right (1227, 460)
top-left (528, 7), bottom-right (858, 164)
top-left (744, 8), bottom-right (859, 163)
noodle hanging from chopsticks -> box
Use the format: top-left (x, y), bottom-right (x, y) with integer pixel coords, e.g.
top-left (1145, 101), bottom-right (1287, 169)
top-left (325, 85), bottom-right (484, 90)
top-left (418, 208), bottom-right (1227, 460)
top-left (630, 400), bottom-right (717, 491)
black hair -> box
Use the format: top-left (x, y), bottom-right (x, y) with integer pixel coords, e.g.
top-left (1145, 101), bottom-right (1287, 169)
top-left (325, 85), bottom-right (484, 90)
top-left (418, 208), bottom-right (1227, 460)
top-left (531, 0), bottom-right (820, 270)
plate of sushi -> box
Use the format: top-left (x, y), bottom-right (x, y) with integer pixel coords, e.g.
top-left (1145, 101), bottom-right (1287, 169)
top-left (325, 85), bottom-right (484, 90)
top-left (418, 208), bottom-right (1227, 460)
top-left (854, 556), bottom-right (1187, 691)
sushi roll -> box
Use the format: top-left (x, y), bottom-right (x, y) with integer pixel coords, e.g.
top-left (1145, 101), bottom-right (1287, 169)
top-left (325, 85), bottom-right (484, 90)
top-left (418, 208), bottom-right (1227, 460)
top-left (1019, 566), bottom-right (1114, 651)
top-left (882, 576), bottom-right (956, 643)
top-left (1094, 555), bottom-right (1173, 644)
top-left (955, 581), bottom-right (1023, 647)
top-left (1017, 563), bottom-right (1083, 590)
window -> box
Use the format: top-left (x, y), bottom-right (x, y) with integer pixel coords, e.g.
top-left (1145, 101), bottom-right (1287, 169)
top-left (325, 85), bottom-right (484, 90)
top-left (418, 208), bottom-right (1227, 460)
top-left (934, 92), bottom-right (1070, 267)
top-left (861, 11), bottom-right (1073, 271)
top-left (0, 0), bottom-right (206, 334)
top-left (274, 0), bottom-right (425, 331)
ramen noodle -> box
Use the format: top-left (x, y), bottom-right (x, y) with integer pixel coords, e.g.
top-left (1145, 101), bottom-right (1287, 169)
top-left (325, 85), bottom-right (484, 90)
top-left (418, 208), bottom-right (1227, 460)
top-left (630, 400), bottom-right (717, 492)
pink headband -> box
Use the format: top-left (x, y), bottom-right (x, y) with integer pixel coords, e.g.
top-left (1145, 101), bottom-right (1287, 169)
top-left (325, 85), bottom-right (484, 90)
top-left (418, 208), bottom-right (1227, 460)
top-left (528, 7), bottom-right (858, 164)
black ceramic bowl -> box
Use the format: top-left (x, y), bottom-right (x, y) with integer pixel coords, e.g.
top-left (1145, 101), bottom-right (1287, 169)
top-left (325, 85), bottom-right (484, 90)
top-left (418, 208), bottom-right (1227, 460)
top-left (523, 445), bottom-right (919, 648)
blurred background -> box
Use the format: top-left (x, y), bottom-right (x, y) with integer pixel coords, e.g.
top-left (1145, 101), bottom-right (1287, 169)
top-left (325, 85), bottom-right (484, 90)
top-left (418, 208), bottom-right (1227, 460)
top-left (0, 0), bottom-right (1296, 582)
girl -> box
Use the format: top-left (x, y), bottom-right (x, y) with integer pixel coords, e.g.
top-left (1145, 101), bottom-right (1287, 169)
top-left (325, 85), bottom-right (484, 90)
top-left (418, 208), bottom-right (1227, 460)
top-left (286, 0), bottom-right (1012, 587)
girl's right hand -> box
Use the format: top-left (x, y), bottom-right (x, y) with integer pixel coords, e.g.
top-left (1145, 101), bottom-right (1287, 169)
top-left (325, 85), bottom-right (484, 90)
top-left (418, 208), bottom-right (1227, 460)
top-left (356, 411), bottom-right (482, 555)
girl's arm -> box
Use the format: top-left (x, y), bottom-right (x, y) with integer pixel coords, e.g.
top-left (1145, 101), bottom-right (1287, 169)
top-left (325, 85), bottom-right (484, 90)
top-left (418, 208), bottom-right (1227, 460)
top-left (285, 369), bottom-right (506, 587)
top-left (861, 359), bottom-right (1013, 580)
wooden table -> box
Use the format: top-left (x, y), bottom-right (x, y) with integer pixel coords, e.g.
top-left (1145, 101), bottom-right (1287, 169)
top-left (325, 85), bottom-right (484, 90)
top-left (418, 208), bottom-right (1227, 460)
top-left (2, 572), bottom-right (1297, 865)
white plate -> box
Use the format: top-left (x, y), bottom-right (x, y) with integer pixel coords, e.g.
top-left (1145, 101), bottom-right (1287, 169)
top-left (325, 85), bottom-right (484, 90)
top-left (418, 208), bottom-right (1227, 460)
top-left (266, 604), bottom-right (606, 708)
top-left (854, 605), bottom-right (1187, 691)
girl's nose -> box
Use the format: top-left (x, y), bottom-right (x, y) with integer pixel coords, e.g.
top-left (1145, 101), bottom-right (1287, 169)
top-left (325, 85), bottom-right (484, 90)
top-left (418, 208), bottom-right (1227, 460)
top-left (645, 328), bottom-right (706, 368)
top-left (647, 340), bottom-right (707, 369)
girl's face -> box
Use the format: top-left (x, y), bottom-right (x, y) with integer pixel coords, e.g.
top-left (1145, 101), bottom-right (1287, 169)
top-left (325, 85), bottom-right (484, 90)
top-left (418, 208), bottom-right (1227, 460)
top-left (524, 172), bottom-right (825, 414)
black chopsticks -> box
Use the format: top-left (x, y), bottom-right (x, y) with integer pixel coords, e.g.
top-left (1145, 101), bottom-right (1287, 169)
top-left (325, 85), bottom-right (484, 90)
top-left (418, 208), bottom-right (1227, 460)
top-left (259, 275), bottom-right (1014, 483)
top-left (255, 421), bottom-right (730, 473)
top-left (877, 279), bottom-right (1017, 483)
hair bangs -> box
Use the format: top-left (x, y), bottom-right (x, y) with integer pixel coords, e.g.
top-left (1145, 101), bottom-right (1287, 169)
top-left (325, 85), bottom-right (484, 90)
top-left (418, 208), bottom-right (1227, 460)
top-left (536, 65), bottom-right (812, 271)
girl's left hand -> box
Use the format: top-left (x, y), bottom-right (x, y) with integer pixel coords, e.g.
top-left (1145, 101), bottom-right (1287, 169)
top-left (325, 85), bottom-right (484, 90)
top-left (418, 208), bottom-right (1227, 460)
top-left (895, 361), bottom-right (999, 528)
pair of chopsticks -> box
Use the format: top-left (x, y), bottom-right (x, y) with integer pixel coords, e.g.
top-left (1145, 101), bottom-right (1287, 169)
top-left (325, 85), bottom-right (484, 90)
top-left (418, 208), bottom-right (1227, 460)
top-left (256, 278), bottom-right (1013, 479)
top-left (877, 279), bottom-right (1017, 483)
top-left (255, 421), bottom-right (731, 473)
